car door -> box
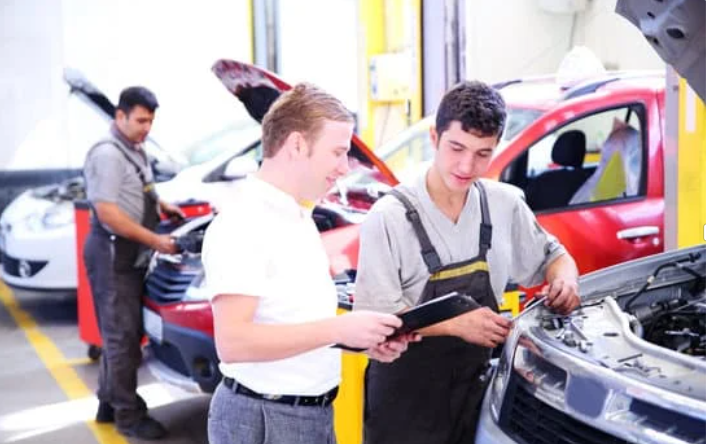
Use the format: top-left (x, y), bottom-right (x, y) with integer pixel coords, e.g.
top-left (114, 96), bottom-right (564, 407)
top-left (489, 87), bottom-right (664, 275)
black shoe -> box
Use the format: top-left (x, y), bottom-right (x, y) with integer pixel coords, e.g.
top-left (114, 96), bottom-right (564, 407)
top-left (95, 402), bottom-right (114, 423)
top-left (95, 395), bottom-right (146, 423)
top-left (118, 416), bottom-right (168, 440)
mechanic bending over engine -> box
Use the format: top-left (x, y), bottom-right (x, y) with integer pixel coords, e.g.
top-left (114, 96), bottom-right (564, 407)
top-left (202, 83), bottom-right (417, 444)
top-left (354, 81), bottom-right (581, 444)
top-left (83, 86), bottom-right (185, 440)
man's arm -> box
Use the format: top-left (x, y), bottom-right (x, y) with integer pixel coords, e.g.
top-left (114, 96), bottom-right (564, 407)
top-left (93, 201), bottom-right (176, 254)
top-left (413, 307), bottom-right (512, 348)
top-left (159, 200), bottom-right (185, 220)
top-left (212, 293), bottom-right (402, 363)
top-left (541, 253), bottom-right (580, 314)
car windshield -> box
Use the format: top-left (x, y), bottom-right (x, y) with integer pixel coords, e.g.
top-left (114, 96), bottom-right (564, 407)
top-left (177, 120), bottom-right (261, 167)
top-left (339, 106), bottom-right (542, 188)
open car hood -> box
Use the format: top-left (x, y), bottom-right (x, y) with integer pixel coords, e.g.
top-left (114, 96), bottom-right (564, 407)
top-left (211, 59), bottom-right (397, 185)
top-left (63, 67), bottom-right (117, 120)
top-left (616, 0), bottom-right (705, 100)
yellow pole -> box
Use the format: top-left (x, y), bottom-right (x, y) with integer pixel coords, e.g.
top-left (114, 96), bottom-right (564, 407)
top-left (359, 0), bottom-right (387, 148)
top-left (677, 78), bottom-right (706, 248)
top-left (247, 0), bottom-right (255, 64)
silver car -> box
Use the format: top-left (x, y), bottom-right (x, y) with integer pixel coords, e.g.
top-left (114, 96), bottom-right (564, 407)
top-left (476, 243), bottom-right (706, 444)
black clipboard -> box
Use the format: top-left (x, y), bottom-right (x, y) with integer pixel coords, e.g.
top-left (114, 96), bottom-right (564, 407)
top-left (334, 291), bottom-right (479, 352)
top-left (392, 291), bottom-right (479, 338)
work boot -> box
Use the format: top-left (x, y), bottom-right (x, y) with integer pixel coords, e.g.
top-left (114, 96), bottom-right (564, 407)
top-left (118, 416), bottom-right (168, 440)
top-left (95, 395), bottom-right (147, 423)
top-left (95, 402), bottom-right (114, 423)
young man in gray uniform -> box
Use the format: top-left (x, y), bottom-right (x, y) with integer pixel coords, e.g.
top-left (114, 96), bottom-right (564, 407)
top-left (355, 81), bottom-right (581, 443)
top-left (83, 86), bottom-right (183, 440)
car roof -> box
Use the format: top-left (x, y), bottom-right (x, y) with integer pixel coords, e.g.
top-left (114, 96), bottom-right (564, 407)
top-left (498, 71), bottom-right (665, 111)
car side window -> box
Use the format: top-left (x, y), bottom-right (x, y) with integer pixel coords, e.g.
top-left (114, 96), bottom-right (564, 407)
top-left (508, 105), bottom-right (645, 212)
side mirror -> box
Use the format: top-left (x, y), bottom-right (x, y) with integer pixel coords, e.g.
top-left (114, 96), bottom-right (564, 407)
top-left (222, 157), bottom-right (258, 180)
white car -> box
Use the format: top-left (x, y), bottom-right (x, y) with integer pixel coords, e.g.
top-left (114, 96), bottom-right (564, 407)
top-left (0, 70), bottom-right (260, 292)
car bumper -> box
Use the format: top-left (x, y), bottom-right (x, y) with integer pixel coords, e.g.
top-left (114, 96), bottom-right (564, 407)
top-left (144, 313), bottom-right (221, 394)
top-left (1, 223), bottom-right (77, 290)
top-left (475, 390), bottom-right (517, 444)
top-left (144, 352), bottom-right (203, 393)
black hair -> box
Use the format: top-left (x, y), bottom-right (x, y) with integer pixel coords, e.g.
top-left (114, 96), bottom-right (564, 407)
top-left (435, 81), bottom-right (506, 139)
top-left (117, 86), bottom-right (159, 115)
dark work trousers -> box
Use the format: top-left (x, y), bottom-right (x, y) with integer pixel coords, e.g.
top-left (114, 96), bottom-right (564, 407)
top-left (84, 229), bottom-right (147, 428)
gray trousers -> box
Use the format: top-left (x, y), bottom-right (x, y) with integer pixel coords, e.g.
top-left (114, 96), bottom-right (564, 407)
top-left (208, 381), bottom-right (337, 444)
top-left (84, 231), bottom-right (147, 428)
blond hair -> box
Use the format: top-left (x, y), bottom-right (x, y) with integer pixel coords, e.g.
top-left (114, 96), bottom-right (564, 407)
top-left (261, 83), bottom-right (353, 158)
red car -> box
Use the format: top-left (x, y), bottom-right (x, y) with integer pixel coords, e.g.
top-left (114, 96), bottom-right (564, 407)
top-left (142, 61), bottom-right (665, 393)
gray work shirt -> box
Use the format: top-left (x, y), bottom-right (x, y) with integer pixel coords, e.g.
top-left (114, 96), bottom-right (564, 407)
top-left (84, 125), bottom-right (157, 230)
top-left (354, 171), bottom-right (567, 314)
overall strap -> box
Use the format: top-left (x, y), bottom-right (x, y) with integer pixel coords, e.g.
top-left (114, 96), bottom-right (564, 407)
top-left (388, 189), bottom-right (443, 273)
top-left (108, 141), bottom-right (151, 187)
top-left (474, 181), bottom-right (492, 257)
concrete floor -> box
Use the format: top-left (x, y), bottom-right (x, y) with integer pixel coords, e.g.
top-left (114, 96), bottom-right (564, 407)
top-left (0, 284), bottom-right (210, 444)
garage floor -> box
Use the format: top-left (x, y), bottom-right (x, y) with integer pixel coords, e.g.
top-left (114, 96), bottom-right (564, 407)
top-left (0, 283), bottom-right (210, 444)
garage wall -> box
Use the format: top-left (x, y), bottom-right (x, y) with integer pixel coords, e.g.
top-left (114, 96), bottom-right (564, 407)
top-left (573, 0), bottom-right (665, 71)
top-left (464, 0), bottom-right (664, 84)
top-left (0, 0), bottom-right (67, 171)
top-left (465, 0), bottom-right (573, 83)
top-left (278, 0), bottom-right (360, 114)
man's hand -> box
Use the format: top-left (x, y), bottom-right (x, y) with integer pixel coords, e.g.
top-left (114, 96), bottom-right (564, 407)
top-left (447, 307), bottom-right (512, 348)
top-left (365, 333), bottom-right (420, 363)
top-left (334, 311), bottom-right (402, 350)
top-left (153, 234), bottom-right (178, 254)
top-left (540, 278), bottom-right (579, 314)
top-left (160, 201), bottom-right (185, 221)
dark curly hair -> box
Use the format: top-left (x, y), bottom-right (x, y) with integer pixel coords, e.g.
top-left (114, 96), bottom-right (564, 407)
top-left (435, 81), bottom-right (506, 140)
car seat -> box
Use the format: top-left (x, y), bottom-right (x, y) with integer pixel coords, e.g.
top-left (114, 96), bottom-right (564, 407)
top-left (525, 130), bottom-right (593, 211)
top-left (569, 125), bottom-right (641, 205)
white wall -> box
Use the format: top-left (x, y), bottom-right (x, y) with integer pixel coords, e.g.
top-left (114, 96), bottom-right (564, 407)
top-left (0, 0), bottom-right (67, 170)
top-left (573, 0), bottom-right (664, 71)
top-left (277, 0), bottom-right (359, 113)
top-left (464, 0), bottom-right (664, 84)
top-left (465, 0), bottom-right (573, 83)
top-left (1, 0), bottom-right (252, 171)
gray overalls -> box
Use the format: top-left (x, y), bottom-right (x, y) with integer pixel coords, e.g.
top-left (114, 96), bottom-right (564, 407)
top-left (83, 140), bottom-right (160, 428)
top-left (364, 181), bottom-right (498, 444)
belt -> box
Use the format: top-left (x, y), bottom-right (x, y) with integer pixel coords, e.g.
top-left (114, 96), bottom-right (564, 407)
top-left (223, 377), bottom-right (338, 407)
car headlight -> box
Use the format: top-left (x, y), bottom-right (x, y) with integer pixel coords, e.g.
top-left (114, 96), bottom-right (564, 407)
top-left (41, 205), bottom-right (74, 229)
top-left (488, 324), bottom-right (522, 418)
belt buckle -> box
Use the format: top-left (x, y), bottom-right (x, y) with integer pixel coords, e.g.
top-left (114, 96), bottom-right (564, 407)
top-left (263, 394), bottom-right (282, 401)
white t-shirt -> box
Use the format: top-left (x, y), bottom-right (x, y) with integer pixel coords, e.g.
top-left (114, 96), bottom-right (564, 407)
top-left (202, 176), bottom-right (340, 395)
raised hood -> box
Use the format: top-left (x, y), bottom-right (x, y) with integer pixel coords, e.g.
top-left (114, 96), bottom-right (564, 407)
top-left (616, 0), bottom-right (705, 101)
top-left (211, 59), bottom-right (397, 185)
top-left (63, 67), bottom-right (117, 121)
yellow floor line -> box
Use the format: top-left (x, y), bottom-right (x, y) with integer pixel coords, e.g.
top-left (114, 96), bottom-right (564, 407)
top-left (0, 283), bottom-right (129, 444)
top-left (64, 357), bottom-right (95, 367)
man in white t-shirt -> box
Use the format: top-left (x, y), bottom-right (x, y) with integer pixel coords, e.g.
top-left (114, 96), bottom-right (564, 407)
top-left (202, 83), bottom-right (414, 444)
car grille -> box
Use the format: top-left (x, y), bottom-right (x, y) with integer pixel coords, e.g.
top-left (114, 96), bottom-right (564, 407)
top-left (499, 372), bottom-right (630, 444)
top-left (145, 260), bottom-right (199, 302)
